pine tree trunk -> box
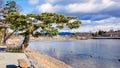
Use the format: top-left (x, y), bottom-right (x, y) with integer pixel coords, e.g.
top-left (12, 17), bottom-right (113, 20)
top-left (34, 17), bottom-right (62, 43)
top-left (4, 30), bottom-right (16, 42)
top-left (2, 28), bottom-right (7, 44)
top-left (21, 32), bottom-right (30, 49)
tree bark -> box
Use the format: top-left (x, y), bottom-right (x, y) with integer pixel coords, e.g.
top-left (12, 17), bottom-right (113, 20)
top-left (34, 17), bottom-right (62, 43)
top-left (21, 32), bottom-right (30, 49)
top-left (4, 30), bottom-right (16, 42)
top-left (2, 28), bottom-right (7, 44)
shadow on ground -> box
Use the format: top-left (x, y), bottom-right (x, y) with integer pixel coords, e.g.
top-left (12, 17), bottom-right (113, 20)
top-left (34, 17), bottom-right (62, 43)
top-left (6, 65), bottom-right (17, 68)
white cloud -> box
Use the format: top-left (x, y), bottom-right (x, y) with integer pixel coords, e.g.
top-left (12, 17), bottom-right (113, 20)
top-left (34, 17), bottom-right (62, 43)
top-left (45, 0), bottom-right (59, 3)
top-left (33, 0), bottom-right (120, 32)
top-left (94, 17), bottom-right (120, 24)
top-left (62, 17), bottom-right (120, 32)
top-left (65, 0), bottom-right (115, 13)
top-left (81, 20), bottom-right (91, 24)
top-left (37, 3), bottom-right (61, 13)
top-left (80, 17), bottom-right (120, 32)
top-left (29, 0), bottom-right (39, 5)
top-left (35, 0), bottom-right (119, 14)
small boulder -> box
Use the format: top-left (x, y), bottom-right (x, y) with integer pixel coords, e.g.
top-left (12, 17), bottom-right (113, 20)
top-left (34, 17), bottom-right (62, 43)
top-left (90, 55), bottom-right (93, 58)
top-left (118, 59), bottom-right (120, 62)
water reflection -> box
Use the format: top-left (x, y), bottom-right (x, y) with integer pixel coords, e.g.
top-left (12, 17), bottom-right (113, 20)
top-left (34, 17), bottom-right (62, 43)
top-left (29, 39), bottom-right (120, 68)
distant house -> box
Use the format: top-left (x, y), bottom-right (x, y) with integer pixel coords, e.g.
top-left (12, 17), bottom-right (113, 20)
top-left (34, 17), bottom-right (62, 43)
top-left (103, 30), bottom-right (120, 37)
top-left (71, 32), bottom-right (92, 39)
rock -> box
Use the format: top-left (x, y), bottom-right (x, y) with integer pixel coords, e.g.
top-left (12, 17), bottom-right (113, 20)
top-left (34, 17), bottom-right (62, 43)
top-left (118, 59), bottom-right (120, 62)
top-left (90, 55), bottom-right (93, 58)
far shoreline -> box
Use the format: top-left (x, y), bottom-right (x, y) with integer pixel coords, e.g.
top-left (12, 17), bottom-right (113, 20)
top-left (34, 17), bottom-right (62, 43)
top-left (8, 35), bottom-right (90, 43)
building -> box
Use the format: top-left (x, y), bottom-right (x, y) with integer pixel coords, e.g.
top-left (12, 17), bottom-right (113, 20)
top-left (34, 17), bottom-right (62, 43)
top-left (103, 30), bottom-right (120, 37)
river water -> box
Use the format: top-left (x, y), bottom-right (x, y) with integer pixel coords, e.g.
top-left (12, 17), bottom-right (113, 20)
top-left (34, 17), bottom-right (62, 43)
top-left (29, 39), bottom-right (120, 68)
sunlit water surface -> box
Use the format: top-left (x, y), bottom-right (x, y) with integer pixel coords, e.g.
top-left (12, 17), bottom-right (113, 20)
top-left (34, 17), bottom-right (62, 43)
top-left (29, 39), bottom-right (120, 68)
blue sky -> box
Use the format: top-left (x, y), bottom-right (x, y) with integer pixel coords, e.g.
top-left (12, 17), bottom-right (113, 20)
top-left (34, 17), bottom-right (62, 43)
top-left (3, 0), bottom-right (120, 32)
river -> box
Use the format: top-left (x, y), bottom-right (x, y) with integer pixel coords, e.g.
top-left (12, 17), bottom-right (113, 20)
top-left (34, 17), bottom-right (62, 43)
top-left (29, 39), bottom-right (120, 68)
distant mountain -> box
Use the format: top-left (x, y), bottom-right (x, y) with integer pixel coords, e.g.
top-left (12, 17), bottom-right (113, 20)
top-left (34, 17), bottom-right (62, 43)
top-left (59, 32), bottom-right (73, 36)
top-left (58, 32), bottom-right (90, 36)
